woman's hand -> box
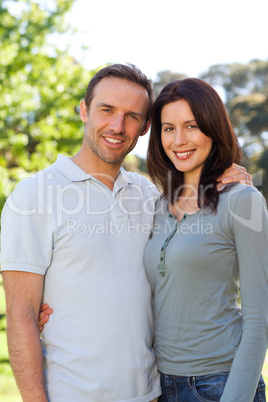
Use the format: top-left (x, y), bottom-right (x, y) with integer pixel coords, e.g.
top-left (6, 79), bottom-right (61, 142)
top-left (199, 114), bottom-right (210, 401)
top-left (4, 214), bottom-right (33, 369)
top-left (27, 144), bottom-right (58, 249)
top-left (217, 163), bottom-right (253, 186)
top-left (38, 303), bottom-right (53, 333)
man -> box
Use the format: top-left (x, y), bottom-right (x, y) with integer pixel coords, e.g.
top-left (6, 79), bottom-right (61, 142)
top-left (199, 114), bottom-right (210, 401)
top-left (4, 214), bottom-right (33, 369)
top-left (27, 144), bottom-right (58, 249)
top-left (1, 64), bottom-right (251, 402)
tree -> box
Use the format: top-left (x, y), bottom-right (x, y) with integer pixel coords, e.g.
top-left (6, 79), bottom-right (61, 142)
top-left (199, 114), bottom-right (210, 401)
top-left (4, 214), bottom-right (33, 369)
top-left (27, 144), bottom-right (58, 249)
top-left (153, 70), bottom-right (187, 98)
top-left (200, 59), bottom-right (268, 198)
top-left (123, 154), bottom-right (148, 176)
top-left (200, 60), bottom-right (268, 153)
top-left (0, 0), bottom-right (98, 213)
top-left (257, 149), bottom-right (268, 199)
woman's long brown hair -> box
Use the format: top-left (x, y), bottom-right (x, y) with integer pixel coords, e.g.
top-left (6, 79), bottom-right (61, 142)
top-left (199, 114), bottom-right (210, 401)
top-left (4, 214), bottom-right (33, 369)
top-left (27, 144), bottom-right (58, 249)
top-left (147, 78), bottom-right (242, 211)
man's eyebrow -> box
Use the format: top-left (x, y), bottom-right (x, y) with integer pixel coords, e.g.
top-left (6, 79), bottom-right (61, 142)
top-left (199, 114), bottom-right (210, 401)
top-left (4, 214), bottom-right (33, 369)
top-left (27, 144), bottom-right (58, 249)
top-left (96, 103), bottom-right (116, 109)
top-left (128, 111), bottom-right (145, 119)
top-left (97, 103), bottom-right (145, 119)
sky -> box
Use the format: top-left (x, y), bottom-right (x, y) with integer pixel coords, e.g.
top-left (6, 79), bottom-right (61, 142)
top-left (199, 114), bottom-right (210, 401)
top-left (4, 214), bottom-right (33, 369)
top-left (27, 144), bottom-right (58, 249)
top-left (65, 0), bottom-right (267, 80)
top-left (61, 0), bottom-right (267, 158)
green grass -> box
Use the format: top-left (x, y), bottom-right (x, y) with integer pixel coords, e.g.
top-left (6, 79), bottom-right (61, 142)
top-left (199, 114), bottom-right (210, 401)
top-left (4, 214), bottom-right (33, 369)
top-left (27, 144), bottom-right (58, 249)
top-left (0, 273), bottom-right (267, 400)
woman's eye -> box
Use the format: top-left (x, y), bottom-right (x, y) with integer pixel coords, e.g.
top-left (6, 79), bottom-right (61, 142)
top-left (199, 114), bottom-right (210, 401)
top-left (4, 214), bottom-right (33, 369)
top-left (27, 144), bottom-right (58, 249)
top-left (166, 127), bottom-right (174, 132)
top-left (187, 124), bottom-right (198, 129)
top-left (162, 126), bottom-right (174, 132)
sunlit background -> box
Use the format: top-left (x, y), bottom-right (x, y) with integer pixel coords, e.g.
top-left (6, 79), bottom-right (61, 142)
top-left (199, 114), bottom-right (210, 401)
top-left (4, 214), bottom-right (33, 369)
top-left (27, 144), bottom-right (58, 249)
top-left (1, 1), bottom-right (268, 400)
top-left (5, 0), bottom-right (268, 159)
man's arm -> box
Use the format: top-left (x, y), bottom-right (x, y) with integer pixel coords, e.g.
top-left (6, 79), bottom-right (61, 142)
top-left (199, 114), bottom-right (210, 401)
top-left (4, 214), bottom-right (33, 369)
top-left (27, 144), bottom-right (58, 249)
top-left (218, 163), bottom-right (253, 185)
top-left (3, 271), bottom-right (47, 402)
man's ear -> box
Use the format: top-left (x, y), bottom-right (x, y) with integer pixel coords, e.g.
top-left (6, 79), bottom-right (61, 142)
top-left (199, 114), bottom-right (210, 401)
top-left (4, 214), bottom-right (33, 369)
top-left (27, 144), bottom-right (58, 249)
top-left (80, 100), bottom-right (88, 123)
top-left (140, 120), bottom-right (151, 137)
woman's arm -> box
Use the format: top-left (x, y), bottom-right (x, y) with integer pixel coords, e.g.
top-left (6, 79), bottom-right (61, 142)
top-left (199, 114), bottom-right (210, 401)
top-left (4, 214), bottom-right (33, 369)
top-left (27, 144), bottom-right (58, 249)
top-left (221, 187), bottom-right (268, 401)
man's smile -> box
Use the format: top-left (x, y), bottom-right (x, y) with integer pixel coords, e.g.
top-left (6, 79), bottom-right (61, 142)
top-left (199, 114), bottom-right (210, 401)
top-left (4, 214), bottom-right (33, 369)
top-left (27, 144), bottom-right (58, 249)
top-left (103, 136), bottom-right (124, 144)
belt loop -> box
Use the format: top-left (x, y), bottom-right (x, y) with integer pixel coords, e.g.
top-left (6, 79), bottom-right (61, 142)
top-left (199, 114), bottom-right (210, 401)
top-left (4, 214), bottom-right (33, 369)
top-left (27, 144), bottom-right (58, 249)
top-left (188, 376), bottom-right (194, 389)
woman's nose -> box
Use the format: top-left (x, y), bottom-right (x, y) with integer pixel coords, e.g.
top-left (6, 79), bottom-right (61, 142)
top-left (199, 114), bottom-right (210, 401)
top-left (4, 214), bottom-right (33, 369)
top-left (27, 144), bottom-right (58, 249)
top-left (174, 129), bottom-right (187, 146)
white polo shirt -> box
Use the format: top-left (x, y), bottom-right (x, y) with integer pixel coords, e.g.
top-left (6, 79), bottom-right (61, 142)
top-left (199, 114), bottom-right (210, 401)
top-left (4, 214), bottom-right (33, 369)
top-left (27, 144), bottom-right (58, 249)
top-left (1, 154), bottom-right (161, 402)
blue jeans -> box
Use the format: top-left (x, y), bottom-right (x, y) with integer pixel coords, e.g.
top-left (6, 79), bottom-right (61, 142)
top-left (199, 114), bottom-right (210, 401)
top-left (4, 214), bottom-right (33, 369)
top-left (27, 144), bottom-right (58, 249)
top-left (159, 372), bottom-right (266, 401)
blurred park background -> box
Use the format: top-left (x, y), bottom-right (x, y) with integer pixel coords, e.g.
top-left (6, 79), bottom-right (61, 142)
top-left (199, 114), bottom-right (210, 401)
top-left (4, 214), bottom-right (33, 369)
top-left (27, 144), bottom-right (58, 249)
top-left (0, 0), bottom-right (268, 399)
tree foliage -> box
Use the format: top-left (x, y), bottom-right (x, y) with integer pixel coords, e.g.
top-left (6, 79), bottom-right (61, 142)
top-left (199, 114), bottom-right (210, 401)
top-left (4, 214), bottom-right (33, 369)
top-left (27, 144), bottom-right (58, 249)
top-left (153, 70), bottom-right (187, 98)
top-left (200, 59), bottom-right (268, 198)
top-left (1, 1), bottom-right (268, 213)
top-left (0, 0), bottom-right (100, 212)
top-left (200, 59), bottom-right (268, 152)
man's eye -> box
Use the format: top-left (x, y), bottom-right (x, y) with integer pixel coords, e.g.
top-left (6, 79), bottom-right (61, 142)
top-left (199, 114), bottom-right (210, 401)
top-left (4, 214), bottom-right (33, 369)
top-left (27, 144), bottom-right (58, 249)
top-left (102, 108), bottom-right (112, 113)
top-left (128, 114), bottom-right (138, 120)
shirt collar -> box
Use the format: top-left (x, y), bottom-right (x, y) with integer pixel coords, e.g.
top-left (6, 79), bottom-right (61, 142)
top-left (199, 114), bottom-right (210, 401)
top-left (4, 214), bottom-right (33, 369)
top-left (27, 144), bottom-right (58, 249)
top-left (54, 154), bottom-right (91, 182)
top-left (113, 167), bottom-right (133, 193)
top-left (54, 154), bottom-right (133, 188)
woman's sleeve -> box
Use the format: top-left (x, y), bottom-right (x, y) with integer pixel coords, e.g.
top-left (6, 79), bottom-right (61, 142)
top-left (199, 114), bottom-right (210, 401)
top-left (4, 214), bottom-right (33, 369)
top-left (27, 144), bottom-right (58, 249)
top-left (221, 186), bottom-right (268, 401)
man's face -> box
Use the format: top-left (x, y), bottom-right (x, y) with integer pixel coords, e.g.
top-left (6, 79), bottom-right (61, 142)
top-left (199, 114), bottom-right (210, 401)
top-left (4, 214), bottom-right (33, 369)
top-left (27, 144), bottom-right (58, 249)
top-left (80, 77), bottom-right (150, 167)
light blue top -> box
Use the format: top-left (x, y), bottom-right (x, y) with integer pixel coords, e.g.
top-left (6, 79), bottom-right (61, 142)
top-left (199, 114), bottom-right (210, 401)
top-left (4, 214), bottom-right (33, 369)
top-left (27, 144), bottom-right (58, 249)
top-left (144, 184), bottom-right (268, 402)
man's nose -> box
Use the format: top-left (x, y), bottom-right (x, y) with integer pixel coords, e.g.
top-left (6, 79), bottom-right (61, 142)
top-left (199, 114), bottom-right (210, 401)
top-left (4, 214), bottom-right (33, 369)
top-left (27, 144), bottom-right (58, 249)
top-left (110, 114), bottom-right (125, 134)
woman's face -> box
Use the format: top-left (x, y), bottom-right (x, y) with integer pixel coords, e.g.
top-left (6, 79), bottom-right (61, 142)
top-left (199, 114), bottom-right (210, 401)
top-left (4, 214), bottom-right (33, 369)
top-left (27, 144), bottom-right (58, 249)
top-left (161, 99), bottom-right (213, 182)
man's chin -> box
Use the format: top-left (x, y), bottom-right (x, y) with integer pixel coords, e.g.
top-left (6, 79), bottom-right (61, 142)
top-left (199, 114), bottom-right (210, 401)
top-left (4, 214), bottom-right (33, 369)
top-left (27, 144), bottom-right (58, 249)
top-left (99, 150), bottom-right (130, 165)
top-left (100, 154), bottom-right (126, 165)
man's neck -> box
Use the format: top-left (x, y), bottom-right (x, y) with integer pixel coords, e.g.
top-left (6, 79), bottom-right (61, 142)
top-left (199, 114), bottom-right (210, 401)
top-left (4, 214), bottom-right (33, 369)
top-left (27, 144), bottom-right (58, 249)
top-left (71, 150), bottom-right (122, 191)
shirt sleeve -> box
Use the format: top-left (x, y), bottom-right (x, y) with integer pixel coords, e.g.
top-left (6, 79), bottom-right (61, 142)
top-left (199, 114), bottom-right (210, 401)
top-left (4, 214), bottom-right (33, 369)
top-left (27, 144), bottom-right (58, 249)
top-left (0, 179), bottom-right (54, 275)
top-left (221, 186), bottom-right (268, 401)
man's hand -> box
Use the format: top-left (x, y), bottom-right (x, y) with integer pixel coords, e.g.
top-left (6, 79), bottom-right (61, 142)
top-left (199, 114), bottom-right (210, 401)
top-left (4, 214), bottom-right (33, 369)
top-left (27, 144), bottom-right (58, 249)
top-left (38, 304), bottom-right (53, 333)
top-left (217, 163), bottom-right (253, 186)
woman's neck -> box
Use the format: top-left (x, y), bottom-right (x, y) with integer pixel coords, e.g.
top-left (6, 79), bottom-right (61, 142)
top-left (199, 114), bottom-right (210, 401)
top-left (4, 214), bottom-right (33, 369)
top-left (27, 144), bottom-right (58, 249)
top-left (170, 180), bottom-right (200, 221)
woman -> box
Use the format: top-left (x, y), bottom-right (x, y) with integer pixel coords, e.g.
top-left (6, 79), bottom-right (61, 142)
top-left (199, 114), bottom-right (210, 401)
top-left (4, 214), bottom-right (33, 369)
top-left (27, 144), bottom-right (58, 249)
top-left (145, 78), bottom-right (268, 401)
